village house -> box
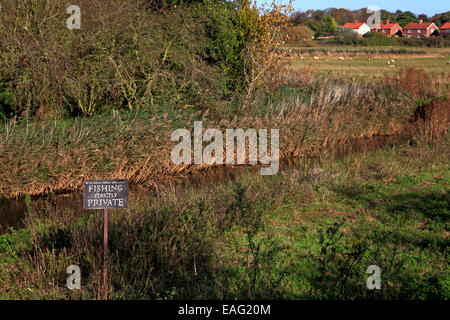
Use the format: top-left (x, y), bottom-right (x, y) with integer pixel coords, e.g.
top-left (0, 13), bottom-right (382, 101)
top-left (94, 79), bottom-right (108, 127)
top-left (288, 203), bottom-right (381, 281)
top-left (342, 21), bottom-right (371, 37)
top-left (441, 22), bottom-right (450, 35)
top-left (403, 20), bottom-right (439, 38)
top-left (371, 19), bottom-right (403, 37)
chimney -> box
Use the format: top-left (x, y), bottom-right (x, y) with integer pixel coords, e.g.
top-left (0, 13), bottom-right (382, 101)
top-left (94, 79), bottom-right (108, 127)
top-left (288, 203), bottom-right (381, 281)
top-left (386, 19), bottom-right (390, 24)
top-left (354, 19), bottom-right (358, 24)
top-left (419, 19), bottom-right (423, 24)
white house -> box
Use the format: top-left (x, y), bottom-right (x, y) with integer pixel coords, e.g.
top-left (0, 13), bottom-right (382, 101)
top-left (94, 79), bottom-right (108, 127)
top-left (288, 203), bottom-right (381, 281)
top-left (342, 21), bottom-right (371, 37)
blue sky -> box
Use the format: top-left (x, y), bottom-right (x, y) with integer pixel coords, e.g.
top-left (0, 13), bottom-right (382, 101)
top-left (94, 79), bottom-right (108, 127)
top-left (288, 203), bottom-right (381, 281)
top-left (286, 0), bottom-right (448, 16)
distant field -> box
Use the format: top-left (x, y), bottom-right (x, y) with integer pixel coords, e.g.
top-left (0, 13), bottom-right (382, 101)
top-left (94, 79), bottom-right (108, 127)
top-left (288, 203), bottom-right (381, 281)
top-left (282, 45), bottom-right (450, 56)
top-left (285, 47), bottom-right (450, 81)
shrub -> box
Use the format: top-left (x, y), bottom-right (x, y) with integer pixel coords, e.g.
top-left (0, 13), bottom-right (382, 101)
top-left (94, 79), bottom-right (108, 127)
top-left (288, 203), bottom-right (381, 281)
top-left (200, 0), bottom-right (265, 91)
top-left (284, 25), bottom-right (315, 46)
top-left (362, 32), bottom-right (398, 46)
top-left (334, 26), bottom-right (362, 45)
top-left (308, 15), bottom-right (337, 37)
top-left (0, 82), bottom-right (14, 119)
top-left (398, 36), bottom-right (450, 48)
top-left (424, 36), bottom-right (450, 48)
top-left (383, 67), bottom-right (448, 100)
top-left (0, 229), bottom-right (32, 263)
top-left (0, 0), bottom-right (269, 118)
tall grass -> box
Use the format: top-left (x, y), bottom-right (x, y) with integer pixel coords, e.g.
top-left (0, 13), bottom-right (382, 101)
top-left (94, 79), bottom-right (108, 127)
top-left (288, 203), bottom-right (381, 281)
top-left (1, 68), bottom-right (448, 198)
top-left (1, 133), bottom-right (449, 299)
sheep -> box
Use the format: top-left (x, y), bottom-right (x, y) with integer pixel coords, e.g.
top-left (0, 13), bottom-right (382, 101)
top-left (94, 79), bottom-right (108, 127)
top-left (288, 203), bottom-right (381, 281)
top-left (338, 56), bottom-right (345, 61)
top-left (367, 57), bottom-right (371, 61)
top-left (313, 56), bottom-right (319, 60)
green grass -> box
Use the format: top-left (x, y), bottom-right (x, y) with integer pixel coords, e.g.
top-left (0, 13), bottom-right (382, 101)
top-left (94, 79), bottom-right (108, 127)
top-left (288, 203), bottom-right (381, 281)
top-left (288, 56), bottom-right (450, 81)
top-left (1, 133), bottom-right (448, 299)
top-left (284, 46), bottom-right (450, 81)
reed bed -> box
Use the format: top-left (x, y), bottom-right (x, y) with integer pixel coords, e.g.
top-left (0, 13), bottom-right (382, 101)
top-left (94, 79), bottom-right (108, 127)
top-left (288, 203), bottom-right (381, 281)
top-left (1, 68), bottom-right (448, 199)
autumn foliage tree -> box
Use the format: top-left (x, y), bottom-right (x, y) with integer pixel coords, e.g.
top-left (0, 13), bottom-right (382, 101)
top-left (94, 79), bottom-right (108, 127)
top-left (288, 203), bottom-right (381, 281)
top-left (241, 0), bottom-right (293, 108)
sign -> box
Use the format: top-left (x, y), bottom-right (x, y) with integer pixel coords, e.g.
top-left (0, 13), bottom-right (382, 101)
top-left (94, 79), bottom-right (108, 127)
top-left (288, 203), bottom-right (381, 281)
top-left (83, 180), bottom-right (128, 209)
top-left (83, 179), bottom-right (129, 300)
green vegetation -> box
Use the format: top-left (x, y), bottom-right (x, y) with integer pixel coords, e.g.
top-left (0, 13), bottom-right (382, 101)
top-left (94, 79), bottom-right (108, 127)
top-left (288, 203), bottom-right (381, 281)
top-left (0, 0), bottom-right (266, 118)
top-left (0, 1), bottom-right (448, 301)
top-left (307, 15), bottom-right (337, 37)
top-left (362, 32), bottom-right (399, 47)
top-left (0, 82), bottom-right (14, 120)
top-left (291, 8), bottom-right (449, 30)
top-left (4, 67), bottom-right (449, 198)
top-left (395, 11), bottom-right (420, 28)
top-left (285, 47), bottom-right (450, 81)
top-left (288, 8), bottom-right (450, 48)
top-left (1, 133), bottom-right (448, 299)
top-left (284, 25), bottom-right (315, 46)
top-left (333, 27), bottom-right (360, 45)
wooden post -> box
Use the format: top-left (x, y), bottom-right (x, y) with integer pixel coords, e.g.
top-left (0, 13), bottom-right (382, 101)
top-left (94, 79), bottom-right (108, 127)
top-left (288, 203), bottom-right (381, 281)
top-left (103, 209), bottom-right (109, 300)
top-left (84, 180), bottom-right (128, 300)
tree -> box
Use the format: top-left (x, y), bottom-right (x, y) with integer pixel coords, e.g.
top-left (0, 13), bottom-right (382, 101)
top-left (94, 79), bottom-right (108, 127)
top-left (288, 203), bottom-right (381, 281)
top-left (396, 11), bottom-right (417, 27)
top-left (381, 10), bottom-right (395, 23)
top-left (430, 11), bottom-right (450, 27)
top-left (285, 25), bottom-right (314, 44)
top-left (330, 8), bottom-right (355, 26)
top-left (309, 15), bottom-right (337, 37)
top-left (418, 14), bottom-right (428, 22)
top-left (354, 8), bottom-right (370, 23)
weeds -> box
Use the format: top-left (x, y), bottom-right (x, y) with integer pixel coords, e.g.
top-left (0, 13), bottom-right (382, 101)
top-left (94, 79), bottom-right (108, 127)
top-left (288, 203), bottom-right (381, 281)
top-left (1, 133), bottom-right (447, 299)
top-left (0, 66), bottom-right (447, 198)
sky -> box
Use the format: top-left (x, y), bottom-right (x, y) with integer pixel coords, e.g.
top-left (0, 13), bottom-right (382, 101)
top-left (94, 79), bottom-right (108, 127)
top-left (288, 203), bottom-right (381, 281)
top-left (287, 0), bottom-right (449, 16)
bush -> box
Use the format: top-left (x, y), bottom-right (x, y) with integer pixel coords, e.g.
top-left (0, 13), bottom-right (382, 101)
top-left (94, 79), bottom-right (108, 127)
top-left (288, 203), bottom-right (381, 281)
top-left (424, 36), bottom-right (450, 48)
top-left (398, 36), bottom-right (450, 48)
top-left (362, 32), bottom-right (398, 46)
top-left (200, 0), bottom-right (265, 91)
top-left (308, 16), bottom-right (337, 37)
top-left (0, 82), bottom-right (14, 119)
top-left (0, 229), bottom-right (32, 263)
top-left (284, 25), bottom-right (315, 46)
top-left (0, 0), bottom-right (267, 118)
top-left (334, 27), bottom-right (362, 45)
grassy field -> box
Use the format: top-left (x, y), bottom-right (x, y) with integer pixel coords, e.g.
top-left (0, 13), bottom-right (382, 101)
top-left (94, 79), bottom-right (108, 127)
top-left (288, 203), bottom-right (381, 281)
top-left (1, 1), bottom-right (449, 302)
top-left (286, 47), bottom-right (450, 80)
top-left (1, 133), bottom-right (448, 299)
top-left (1, 63), bottom-right (448, 299)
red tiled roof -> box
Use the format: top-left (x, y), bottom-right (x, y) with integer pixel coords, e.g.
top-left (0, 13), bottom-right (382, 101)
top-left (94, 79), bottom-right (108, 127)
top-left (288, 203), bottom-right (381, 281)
top-left (343, 22), bottom-right (364, 29)
top-left (441, 22), bottom-right (450, 29)
top-left (382, 23), bottom-right (401, 29)
top-left (404, 22), bottom-right (435, 30)
top-left (372, 23), bottom-right (402, 30)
